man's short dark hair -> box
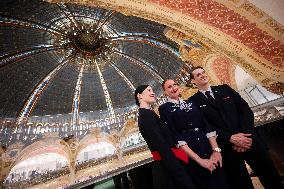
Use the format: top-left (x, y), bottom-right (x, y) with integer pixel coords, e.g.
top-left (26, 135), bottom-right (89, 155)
top-left (189, 66), bottom-right (204, 80)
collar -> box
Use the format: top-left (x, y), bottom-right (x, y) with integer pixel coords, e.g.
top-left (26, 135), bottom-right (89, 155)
top-left (167, 97), bottom-right (185, 104)
top-left (199, 86), bottom-right (213, 95)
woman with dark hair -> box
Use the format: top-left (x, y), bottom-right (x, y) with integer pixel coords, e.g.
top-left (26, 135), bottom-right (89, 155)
top-left (159, 79), bottom-right (229, 189)
top-left (134, 85), bottom-right (195, 189)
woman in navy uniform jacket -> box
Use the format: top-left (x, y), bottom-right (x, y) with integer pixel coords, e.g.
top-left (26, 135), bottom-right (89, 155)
top-left (159, 79), bottom-right (229, 189)
top-left (134, 85), bottom-right (195, 189)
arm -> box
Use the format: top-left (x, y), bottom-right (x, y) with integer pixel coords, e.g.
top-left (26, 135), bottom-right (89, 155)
top-left (180, 145), bottom-right (217, 172)
top-left (203, 108), bottom-right (252, 150)
top-left (206, 123), bottom-right (232, 146)
top-left (158, 106), bottom-right (186, 147)
top-left (200, 112), bottom-right (217, 139)
top-left (224, 84), bottom-right (254, 132)
top-left (189, 96), bottom-right (232, 145)
top-left (224, 85), bottom-right (253, 150)
top-left (159, 106), bottom-right (217, 171)
top-left (139, 112), bottom-right (195, 189)
top-left (201, 116), bottom-right (222, 167)
top-left (208, 136), bottom-right (222, 167)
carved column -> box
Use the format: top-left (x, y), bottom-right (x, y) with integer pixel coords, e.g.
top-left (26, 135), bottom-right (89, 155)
top-left (61, 137), bottom-right (78, 184)
top-left (0, 146), bottom-right (7, 186)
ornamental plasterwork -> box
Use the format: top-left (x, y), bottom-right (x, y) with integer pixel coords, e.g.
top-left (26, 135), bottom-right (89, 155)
top-left (89, 127), bottom-right (101, 137)
top-left (164, 27), bottom-right (213, 65)
top-left (119, 119), bottom-right (138, 137)
top-left (167, 26), bottom-right (283, 93)
top-left (2, 120), bottom-right (136, 173)
top-left (148, 0), bottom-right (283, 68)
top-left (29, 149), bottom-right (152, 188)
top-left (46, 0), bottom-right (283, 66)
top-left (264, 18), bottom-right (284, 36)
top-left (164, 27), bottom-right (280, 92)
top-left (74, 131), bottom-right (119, 159)
top-left (14, 141), bottom-right (68, 165)
top-left (46, 0), bottom-right (284, 84)
top-left (203, 54), bottom-right (238, 90)
top-left (240, 3), bottom-right (264, 19)
top-left (1, 119), bottom-right (149, 187)
top-left (216, 0), bottom-right (284, 40)
top-left (261, 79), bottom-right (284, 94)
top-left (1, 141), bottom-right (70, 183)
top-left (179, 45), bottom-right (210, 63)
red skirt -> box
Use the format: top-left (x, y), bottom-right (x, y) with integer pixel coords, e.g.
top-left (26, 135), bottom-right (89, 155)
top-left (151, 148), bottom-right (188, 164)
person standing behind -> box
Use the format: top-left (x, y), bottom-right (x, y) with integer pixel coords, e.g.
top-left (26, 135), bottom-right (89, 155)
top-left (159, 79), bottom-right (229, 189)
top-left (134, 85), bottom-right (195, 189)
top-left (189, 66), bottom-right (283, 189)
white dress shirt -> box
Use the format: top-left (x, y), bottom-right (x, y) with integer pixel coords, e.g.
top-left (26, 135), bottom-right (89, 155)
top-left (199, 86), bottom-right (215, 99)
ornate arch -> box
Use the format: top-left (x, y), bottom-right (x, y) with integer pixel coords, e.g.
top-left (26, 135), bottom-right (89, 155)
top-left (119, 119), bottom-right (138, 137)
top-left (12, 139), bottom-right (69, 168)
top-left (74, 129), bottom-right (119, 182)
top-left (76, 128), bottom-right (118, 159)
top-left (2, 134), bottom-right (70, 181)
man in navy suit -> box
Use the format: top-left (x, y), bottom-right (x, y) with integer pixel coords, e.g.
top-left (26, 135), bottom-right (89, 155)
top-left (189, 66), bottom-right (283, 189)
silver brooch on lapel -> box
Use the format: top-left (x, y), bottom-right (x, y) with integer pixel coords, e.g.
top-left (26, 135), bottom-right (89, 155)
top-left (172, 101), bottom-right (193, 112)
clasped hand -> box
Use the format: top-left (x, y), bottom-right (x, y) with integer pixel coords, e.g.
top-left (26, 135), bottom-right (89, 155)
top-left (230, 133), bottom-right (252, 152)
top-left (210, 151), bottom-right (222, 167)
top-left (198, 152), bottom-right (222, 173)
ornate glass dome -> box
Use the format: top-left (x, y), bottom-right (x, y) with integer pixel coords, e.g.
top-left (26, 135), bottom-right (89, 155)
top-left (0, 1), bottom-right (193, 188)
top-left (0, 0), bottom-right (190, 146)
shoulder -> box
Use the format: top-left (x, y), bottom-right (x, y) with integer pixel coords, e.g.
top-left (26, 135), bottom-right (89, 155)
top-left (138, 109), bottom-right (160, 130)
top-left (190, 92), bottom-right (198, 99)
top-left (158, 102), bottom-right (171, 112)
top-left (214, 84), bottom-right (230, 90)
top-left (139, 108), bottom-right (155, 118)
top-left (213, 84), bottom-right (236, 94)
top-left (138, 109), bottom-right (156, 125)
top-left (189, 91), bottom-right (201, 101)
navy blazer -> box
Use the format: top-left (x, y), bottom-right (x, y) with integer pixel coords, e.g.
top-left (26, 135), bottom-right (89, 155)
top-left (138, 108), bottom-right (195, 189)
top-left (159, 99), bottom-right (214, 157)
top-left (189, 84), bottom-right (255, 146)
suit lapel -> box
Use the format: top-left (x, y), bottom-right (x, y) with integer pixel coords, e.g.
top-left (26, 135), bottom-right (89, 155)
top-left (211, 86), bottom-right (222, 105)
top-left (212, 86), bottom-right (230, 113)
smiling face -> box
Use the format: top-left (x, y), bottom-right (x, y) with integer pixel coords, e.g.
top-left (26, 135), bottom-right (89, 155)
top-left (163, 79), bottom-right (180, 100)
top-left (191, 68), bottom-right (209, 88)
top-left (137, 86), bottom-right (156, 105)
